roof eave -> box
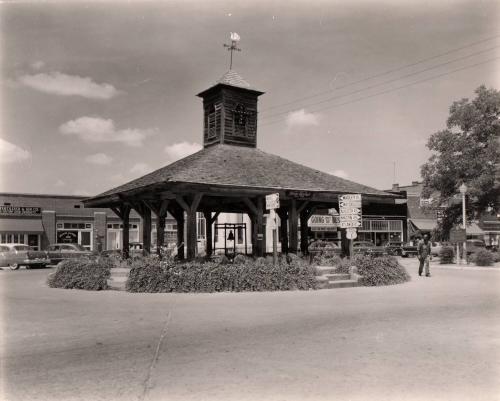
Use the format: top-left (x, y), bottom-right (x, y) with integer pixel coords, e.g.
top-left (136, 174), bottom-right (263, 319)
top-left (196, 83), bottom-right (265, 98)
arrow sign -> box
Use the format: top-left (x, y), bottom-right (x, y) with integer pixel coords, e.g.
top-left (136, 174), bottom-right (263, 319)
top-left (339, 201), bottom-right (362, 208)
top-left (339, 207), bottom-right (361, 214)
top-left (340, 215), bottom-right (362, 221)
top-left (340, 221), bottom-right (361, 228)
top-left (339, 194), bottom-right (361, 201)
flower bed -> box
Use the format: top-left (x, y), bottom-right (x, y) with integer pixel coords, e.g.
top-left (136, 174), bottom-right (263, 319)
top-left (126, 254), bottom-right (318, 293)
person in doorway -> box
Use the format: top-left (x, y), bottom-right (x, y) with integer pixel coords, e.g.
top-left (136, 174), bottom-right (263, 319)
top-left (417, 234), bottom-right (432, 277)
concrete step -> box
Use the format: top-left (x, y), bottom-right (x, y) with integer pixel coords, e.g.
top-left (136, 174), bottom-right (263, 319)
top-left (107, 282), bottom-right (126, 291)
top-left (108, 276), bottom-right (127, 283)
top-left (325, 280), bottom-right (360, 289)
top-left (325, 273), bottom-right (351, 281)
top-left (110, 268), bottom-right (131, 277)
top-left (315, 265), bottom-right (338, 275)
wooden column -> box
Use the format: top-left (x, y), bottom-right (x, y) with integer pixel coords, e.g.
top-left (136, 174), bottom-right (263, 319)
top-left (256, 197), bottom-right (264, 257)
top-left (176, 211), bottom-right (185, 260)
top-left (243, 197), bottom-right (264, 257)
top-left (145, 200), bottom-right (169, 257)
top-left (130, 201), bottom-right (152, 255)
top-left (203, 211), bottom-right (220, 258)
top-left (299, 203), bottom-right (313, 255)
top-left (111, 204), bottom-right (131, 259)
top-left (289, 199), bottom-right (298, 254)
top-left (176, 194), bottom-right (203, 260)
top-left (277, 209), bottom-right (288, 254)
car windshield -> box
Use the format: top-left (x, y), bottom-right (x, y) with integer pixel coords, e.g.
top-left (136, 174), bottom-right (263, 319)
top-left (70, 244), bottom-right (87, 251)
top-left (13, 245), bottom-right (30, 251)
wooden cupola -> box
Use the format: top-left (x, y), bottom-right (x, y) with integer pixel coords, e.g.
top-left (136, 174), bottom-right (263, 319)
top-left (197, 70), bottom-right (264, 148)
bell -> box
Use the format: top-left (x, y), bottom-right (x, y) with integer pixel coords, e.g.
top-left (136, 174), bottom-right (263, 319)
top-left (227, 230), bottom-right (235, 241)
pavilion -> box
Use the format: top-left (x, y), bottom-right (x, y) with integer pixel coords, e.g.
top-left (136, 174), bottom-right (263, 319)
top-left (84, 70), bottom-right (400, 259)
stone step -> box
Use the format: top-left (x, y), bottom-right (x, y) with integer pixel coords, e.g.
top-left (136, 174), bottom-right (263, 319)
top-left (110, 268), bottom-right (131, 277)
top-left (107, 277), bottom-right (127, 291)
top-left (108, 276), bottom-right (127, 283)
top-left (325, 280), bottom-right (360, 289)
top-left (325, 273), bottom-right (351, 281)
top-left (315, 265), bottom-right (338, 275)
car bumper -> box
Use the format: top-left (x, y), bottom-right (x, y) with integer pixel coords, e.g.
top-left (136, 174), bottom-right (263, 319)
top-left (23, 259), bottom-right (50, 265)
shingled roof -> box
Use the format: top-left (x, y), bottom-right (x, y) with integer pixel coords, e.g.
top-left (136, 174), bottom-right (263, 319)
top-left (89, 144), bottom-right (392, 202)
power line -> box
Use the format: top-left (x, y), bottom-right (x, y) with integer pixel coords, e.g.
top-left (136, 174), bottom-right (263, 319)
top-left (260, 33), bottom-right (500, 114)
top-left (259, 56), bottom-right (500, 128)
top-left (259, 45), bottom-right (500, 122)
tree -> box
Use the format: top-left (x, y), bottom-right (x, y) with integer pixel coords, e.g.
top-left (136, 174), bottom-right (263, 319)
top-left (420, 85), bottom-right (500, 237)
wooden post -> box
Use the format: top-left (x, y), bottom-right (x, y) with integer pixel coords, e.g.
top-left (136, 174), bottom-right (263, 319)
top-left (157, 215), bottom-right (166, 256)
top-left (277, 209), bottom-right (288, 254)
top-left (204, 211), bottom-right (213, 257)
top-left (289, 199), bottom-right (298, 254)
top-left (256, 197), bottom-right (264, 257)
top-left (175, 211), bottom-right (185, 260)
top-left (176, 194), bottom-right (203, 260)
top-left (142, 210), bottom-right (152, 255)
top-left (300, 212), bottom-right (309, 255)
top-left (111, 204), bottom-right (131, 259)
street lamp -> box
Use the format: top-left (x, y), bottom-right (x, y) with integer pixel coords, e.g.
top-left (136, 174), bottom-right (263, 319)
top-left (459, 183), bottom-right (467, 263)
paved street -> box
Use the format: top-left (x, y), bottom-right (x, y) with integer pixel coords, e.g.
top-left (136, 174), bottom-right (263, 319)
top-left (1, 260), bottom-right (499, 401)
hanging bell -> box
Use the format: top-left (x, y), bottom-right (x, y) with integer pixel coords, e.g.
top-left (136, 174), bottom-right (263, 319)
top-left (227, 230), bottom-right (235, 241)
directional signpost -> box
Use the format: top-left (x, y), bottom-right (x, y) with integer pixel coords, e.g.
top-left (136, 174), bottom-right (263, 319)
top-left (338, 194), bottom-right (362, 258)
top-left (266, 193), bottom-right (280, 265)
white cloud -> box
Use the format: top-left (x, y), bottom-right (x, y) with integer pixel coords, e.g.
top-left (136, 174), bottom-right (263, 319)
top-left (31, 61), bottom-right (45, 70)
top-left (130, 162), bottom-right (151, 175)
top-left (59, 117), bottom-right (155, 147)
top-left (164, 142), bottom-right (202, 161)
top-left (19, 71), bottom-right (119, 99)
top-left (85, 153), bottom-right (113, 165)
top-left (331, 169), bottom-right (349, 179)
top-left (0, 138), bottom-right (31, 164)
top-left (54, 179), bottom-right (66, 187)
top-left (286, 109), bottom-right (320, 128)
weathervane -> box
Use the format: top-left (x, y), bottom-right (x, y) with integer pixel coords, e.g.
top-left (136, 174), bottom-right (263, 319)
top-left (223, 32), bottom-right (241, 70)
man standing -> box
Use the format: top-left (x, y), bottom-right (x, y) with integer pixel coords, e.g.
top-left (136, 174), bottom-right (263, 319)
top-left (418, 234), bottom-right (432, 277)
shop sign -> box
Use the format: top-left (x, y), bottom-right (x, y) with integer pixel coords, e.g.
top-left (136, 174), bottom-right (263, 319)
top-left (286, 190), bottom-right (313, 199)
top-left (57, 231), bottom-right (78, 243)
top-left (309, 215), bottom-right (339, 231)
top-left (0, 206), bottom-right (41, 216)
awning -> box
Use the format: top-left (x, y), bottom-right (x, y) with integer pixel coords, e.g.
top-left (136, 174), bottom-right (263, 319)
top-left (466, 222), bottom-right (484, 235)
top-left (0, 218), bottom-right (44, 233)
top-left (409, 219), bottom-right (437, 232)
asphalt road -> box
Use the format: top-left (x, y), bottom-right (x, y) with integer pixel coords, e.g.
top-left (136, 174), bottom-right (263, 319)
top-left (1, 261), bottom-right (499, 401)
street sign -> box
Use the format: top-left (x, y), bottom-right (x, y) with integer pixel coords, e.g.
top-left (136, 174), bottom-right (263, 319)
top-left (339, 207), bottom-right (361, 214)
top-left (340, 221), bottom-right (360, 228)
top-left (450, 228), bottom-right (466, 243)
top-left (265, 193), bottom-right (280, 210)
top-left (339, 214), bottom-right (361, 221)
top-left (339, 194), bottom-right (361, 201)
top-left (339, 201), bottom-right (362, 208)
top-left (346, 228), bottom-right (357, 240)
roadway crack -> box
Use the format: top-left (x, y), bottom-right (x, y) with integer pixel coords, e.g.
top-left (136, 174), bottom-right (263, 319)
top-left (139, 306), bottom-right (174, 401)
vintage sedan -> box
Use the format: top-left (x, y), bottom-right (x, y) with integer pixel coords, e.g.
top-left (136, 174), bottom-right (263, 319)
top-left (385, 242), bottom-right (418, 257)
top-left (0, 244), bottom-right (50, 270)
top-left (46, 243), bottom-right (94, 265)
top-left (352, 241), bottom-right (387, 256)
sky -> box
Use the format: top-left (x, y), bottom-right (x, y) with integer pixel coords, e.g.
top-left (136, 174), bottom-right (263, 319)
top-left (1, 0), bottom-right (499, 196)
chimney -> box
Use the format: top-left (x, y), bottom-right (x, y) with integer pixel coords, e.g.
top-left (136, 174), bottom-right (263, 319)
top-left (392, 183), bottom-right (400, 192)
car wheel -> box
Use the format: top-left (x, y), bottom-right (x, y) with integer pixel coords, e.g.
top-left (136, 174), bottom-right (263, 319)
top-left (9, 263), bottom-right (20, 270)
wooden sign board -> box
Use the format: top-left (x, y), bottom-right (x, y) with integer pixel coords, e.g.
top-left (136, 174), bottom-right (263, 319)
top-left (265, 193), bottom-right (280, 210)
top-left (449, 228), bottom-right (466, 243)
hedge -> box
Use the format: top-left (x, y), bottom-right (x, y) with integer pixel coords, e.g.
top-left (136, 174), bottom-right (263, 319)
top-left (47, 257), bottom-right (113, 290)
top-left (126, 254), bottom-right (318, 293)
top-left (472, 249), bottom-right (495, 266)
top-left (329, 255), bottom-right (410, 286)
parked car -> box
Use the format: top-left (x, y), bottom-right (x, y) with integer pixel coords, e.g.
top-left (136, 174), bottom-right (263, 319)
top-left (353, 241), bottom-right (387, 257)
top-left (101, 242), bottom-right (144, 258)
top-left (385, 242), bottom-right (418, 257)
top-left (431, 242), bottom-right (443, 257)
top-left (46, 243), bottom-right (94, 265)
top-left (0, 244), bottom-right (50, 270)
top-left (466, 239), bottom-right (486, 256)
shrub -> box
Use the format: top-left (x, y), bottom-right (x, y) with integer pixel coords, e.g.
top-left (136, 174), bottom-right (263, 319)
top-left (126, 255), bottom-right (318, 293)
top-left (336, 255), bottom-right (410, 286)
top-left (47, 256), bottom-right (113, 290)
top-left (439, 246), bottom-right (455, 264)
top-left (472, 249), bottom-right (495, 266)
top-left (492, 252), bottom-right (500, 263)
